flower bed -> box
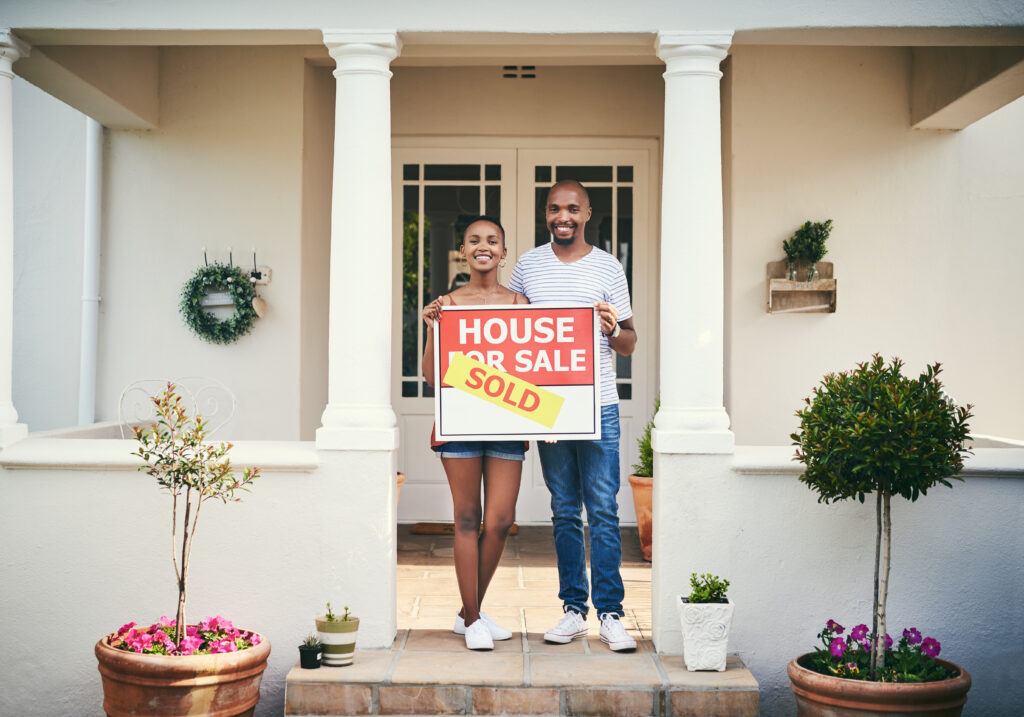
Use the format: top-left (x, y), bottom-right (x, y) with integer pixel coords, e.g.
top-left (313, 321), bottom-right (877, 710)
top-left (805, 619), bottom-right (955, 683)
top-left (109, 615), bottom-right (262, 656)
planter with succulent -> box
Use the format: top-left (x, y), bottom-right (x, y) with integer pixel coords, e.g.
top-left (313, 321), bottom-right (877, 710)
top-left (627, 396), bottom-right (658, 562)
top-left (788, 355), bottom-right (973, 715)
top-left (316, 602), bottom-right (360, 666)
top-left (94, 383), bottom-right (267, 717)
top-left (678, 573), bottom-right (734, 672)
top-left (783, 219), bottom-right (832, 281)
top-left (299, 633), bottom-right (323, 669)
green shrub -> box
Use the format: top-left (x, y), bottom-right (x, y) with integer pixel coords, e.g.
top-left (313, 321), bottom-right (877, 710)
top-left (631, 396), bottom-right (659, 478)
top-left (687, 573), bottom-right (730, 603)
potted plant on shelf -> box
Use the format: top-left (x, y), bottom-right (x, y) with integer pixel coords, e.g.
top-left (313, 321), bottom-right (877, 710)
top-left (627, 397), bottom-right (658, 562)
top-left (299, 633), bottom-right (322, 669)
top-left (678, 573), bottom-right (734, 672)
top-left (782, 219), bottom-right (832, 281)
top-left (316, 602), bottom-right (360, 666)
top-left (94, 382), bottom-right (268, 717)
top-left (788, 355), bottom-right (973, 715)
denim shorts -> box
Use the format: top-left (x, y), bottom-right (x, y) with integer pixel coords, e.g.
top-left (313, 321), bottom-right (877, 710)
top-left (433, 440), bottom-right (526, 462)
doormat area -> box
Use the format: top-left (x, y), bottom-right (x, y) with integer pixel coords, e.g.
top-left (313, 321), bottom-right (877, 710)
top-left (409, 522), bottom-right (519, 536)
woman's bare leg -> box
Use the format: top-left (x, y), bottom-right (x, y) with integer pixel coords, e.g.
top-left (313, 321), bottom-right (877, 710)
top-left (442, 456), bottom-right (484, 625)
top-left (477, 456), bottom-right (523, 607)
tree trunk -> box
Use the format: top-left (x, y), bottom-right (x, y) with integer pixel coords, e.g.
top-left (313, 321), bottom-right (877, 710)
top-left (870, 489), bottom-right (882, 678)
top-left (175, 588), bottom-right (186, 647)
top-left (876, 490), bottom-right (892, 672)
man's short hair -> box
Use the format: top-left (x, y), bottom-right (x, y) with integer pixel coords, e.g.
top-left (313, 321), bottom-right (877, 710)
top-left (547, 179), bottom-right (590, 206)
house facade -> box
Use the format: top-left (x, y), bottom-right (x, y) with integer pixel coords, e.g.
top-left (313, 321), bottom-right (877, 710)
top-left (2, 2), bottom-right (1023, 715)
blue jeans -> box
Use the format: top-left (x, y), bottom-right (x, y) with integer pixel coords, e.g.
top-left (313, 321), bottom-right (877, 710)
top-left (537, 404), bottom-right (623, 617)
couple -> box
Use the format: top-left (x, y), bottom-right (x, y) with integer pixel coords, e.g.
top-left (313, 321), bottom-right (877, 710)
top-left (421, 180), bottom-right (638, 652)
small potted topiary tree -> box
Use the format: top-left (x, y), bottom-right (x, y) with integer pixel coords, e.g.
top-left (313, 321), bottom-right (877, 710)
top-left (95, 382), bottom-right (268, 717)
top-left (788, 355), bottom-right (974, 714)
top-left (678, 573), bottom-right (733, 672)
top-left (628, 397), bottom-right (658, 561)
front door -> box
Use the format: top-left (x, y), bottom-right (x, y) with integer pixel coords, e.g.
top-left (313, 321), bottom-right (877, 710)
top-left (392, 142), bottom-right (655, 525)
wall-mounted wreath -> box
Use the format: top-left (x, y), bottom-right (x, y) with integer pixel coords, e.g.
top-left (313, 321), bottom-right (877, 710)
top-left (179, 263), bottom-right (257, 344)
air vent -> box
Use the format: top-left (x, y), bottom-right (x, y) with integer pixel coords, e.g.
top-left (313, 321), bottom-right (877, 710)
top-left (502, 65), bottom-right (536, 79)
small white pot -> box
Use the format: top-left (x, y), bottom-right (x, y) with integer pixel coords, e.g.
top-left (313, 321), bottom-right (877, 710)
top-left (677, 597), bottom-right (734, 672)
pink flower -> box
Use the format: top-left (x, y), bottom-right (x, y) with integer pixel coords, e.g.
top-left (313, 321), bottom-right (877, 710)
top-left (921, 637), bottom-right (941, 657)
top-left (903, 627), bottom-right (923, 645)
top-left (830, 637), bottom-right (846, 657)
top-left (850, 624), bottom-right (869, 641)
top-left (116, 622), bottom-right (137, 636)
top-left (826, 620), bottom-right (845, 635)
top-left (250, 633), bottom-right (262, 646)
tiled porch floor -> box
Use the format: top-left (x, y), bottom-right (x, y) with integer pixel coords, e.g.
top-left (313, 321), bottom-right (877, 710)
top-left (395, 524), bottom-right (653, 639)
top-left (285, 525), bottom-right (758, 716)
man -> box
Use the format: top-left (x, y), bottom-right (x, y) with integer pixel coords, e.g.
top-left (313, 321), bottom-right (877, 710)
top-left (508, 180), bottom-right (638, 651)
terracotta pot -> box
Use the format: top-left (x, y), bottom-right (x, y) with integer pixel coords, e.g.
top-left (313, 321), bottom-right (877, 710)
top-left (95, 633), bottom-right (271, 717)
top-left (788, 653), bottom-right (971, 716)
top-left (627, 474), bottom-right (653, 561)
top-left (316, 615), bottom-right (359, 666)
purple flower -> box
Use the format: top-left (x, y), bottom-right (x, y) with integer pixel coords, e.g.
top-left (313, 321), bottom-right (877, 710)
top-left (885, 633), bottom-right (893, 650)
top-left (903, 627), bottom-right (923, 645)
top-left (851, 624), bottom-right (869, 641)
top-left (826, 620), bottom-right (845, 635)
top-left (921, 637), bottom-right (941, 657)
top-left (830, 637), bottom-right (846, 657)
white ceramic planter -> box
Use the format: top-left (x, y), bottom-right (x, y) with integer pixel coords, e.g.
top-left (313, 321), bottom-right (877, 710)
top-left (677, 597), bottom-right (734, 672)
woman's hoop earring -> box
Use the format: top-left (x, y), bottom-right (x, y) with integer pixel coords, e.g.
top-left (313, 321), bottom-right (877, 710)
top-left (499, 258), bottom-right (507, 268)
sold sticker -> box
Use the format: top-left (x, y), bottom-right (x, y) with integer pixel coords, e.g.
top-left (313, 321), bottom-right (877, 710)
top-left (443, 352), bottom-right (564, 428)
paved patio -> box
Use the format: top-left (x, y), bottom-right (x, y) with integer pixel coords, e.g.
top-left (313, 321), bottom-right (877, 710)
top-left (284, 525), bottom-right (758, 716)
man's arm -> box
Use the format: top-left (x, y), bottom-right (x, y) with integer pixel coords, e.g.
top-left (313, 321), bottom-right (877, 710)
top-left (609, 317), bottom-right (637, 357)
top-left (594, 302), bottom-right (637, 357)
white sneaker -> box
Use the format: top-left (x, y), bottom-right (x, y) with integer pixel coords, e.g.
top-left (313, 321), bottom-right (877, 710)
top-left (543, 610), bottom-right (589, 644)
top-left (464, 618), bottom-right (494, 650)
top-left (599, 612), bottom-right (637, 652)
top-left (453, 611), bottom-right (513, 640)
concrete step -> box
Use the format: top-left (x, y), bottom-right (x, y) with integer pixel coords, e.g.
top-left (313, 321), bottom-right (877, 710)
top-left (285, 628), bottom-right (757, 716)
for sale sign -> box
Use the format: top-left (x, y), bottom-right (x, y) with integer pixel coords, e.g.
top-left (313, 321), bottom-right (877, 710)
top-left (433, 304), bottom-right (601, 441)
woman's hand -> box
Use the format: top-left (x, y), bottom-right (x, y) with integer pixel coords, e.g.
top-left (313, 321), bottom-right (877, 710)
top-left (422, 298), bottom-right (443, 327)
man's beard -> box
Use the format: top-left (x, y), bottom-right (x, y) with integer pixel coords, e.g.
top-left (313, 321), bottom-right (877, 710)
top-left (552, 235), bottom-right (574, 246)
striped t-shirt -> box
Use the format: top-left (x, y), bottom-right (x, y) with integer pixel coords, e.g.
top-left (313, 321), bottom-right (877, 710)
top-left (508, 242), bottom-right (632, 406)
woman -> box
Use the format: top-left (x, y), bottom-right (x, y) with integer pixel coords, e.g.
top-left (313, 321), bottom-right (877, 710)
top-left (422, 215), bottom-right (527, 651)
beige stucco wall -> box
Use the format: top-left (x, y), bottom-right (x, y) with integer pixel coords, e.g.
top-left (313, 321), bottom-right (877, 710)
top-left (726, 45), bottom-right (1024, 444)
top-left (392, 65), bottom-right (665, 137)
top-left (97, 46), bottom-right (309, 439)
top-left (12, 78), bottom-right (85, 431)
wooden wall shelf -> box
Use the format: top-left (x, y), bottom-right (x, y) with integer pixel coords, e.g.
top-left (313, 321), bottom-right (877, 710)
top-left (766, 260), bottom-right (836, 314)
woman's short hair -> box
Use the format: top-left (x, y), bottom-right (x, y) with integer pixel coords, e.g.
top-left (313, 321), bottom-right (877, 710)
top-left (462, 215), bottom-right (505, 243)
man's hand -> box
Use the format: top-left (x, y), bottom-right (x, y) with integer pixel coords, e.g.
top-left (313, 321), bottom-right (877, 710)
top-left (594, 301), bottom-right (618, 335)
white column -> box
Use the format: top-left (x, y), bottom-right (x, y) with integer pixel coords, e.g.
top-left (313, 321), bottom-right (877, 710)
top-left (652, 32), bottom-right (734, 455)
top-left (0, 31), bottom-right (28, 448)
top-left (78, 117), bottom-right (103, 425)
top-left (317, 31), bottom-right (401, 450)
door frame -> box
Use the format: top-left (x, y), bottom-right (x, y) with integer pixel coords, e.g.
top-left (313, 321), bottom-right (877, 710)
top-left (391, 136), bottom-right (661, 525)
